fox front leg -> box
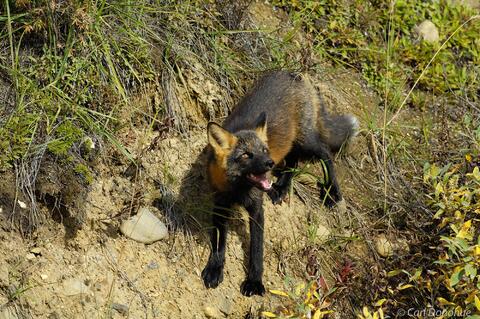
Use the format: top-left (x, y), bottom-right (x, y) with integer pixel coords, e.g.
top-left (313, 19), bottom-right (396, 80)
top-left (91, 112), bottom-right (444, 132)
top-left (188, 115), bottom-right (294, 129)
top-left (202, 199), bottom-right (230, 288)
top-left (241, 193), bottom-right (266, 296)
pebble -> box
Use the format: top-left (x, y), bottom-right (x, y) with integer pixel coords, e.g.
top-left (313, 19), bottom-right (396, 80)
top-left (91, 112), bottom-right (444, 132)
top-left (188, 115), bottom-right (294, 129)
top-left (218, 296), bottom-right (233, 316)
top-left (203, 305), bottom-right (223, 319)
top-left (374, 234), bottom-right (394, 257)
top-left (17, 200), bottom-right (27, 209)
top-left (61, 278), bottom-right (90, 296)
top-left (120, 207), bottom-right (168, 244)
top-left (414, 20), bottom-right (439, 43)
top-left (315, 224), bottom-right (331, 243)
top-left (30, 247), bottom-right (42, 255)
top-left (112, 303), bottom-right (129, 315)
top-left (25, 253), bottom-right (36, 260)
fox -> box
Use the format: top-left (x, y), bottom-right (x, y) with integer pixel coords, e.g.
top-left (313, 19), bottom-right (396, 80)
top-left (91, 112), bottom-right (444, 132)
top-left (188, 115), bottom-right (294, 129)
top-left (202, 71), bottom-right (358, 296)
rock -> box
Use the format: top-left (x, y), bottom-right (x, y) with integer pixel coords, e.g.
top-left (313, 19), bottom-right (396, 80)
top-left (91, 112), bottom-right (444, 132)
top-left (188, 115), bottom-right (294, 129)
top-left (120, 207), bottom-right (168, 244)
top-left (112, 303), bottom-right (129, 315)
top-left (218, 296), bottom-right (233, 316)
top-left (315, 224), bottom-right (331, 243)
top-left (147, 260), bottom-right (159, 270)
top-left (17, 200), bottom-right (27, 209)
top-left (30, 247), bottom-right (42, 255)
top-left (0, 262), bottom-right (9, 286)
top-left (375, 234), bottom-right (393, 257)
top-left (25, 253), bottom-right (36, 260)
top-left (414, 20), bottom-right (439, 43)
top-left (61, 278), bottom-right (90, 296)
top-left (203, 305), bottom-right (223, 319)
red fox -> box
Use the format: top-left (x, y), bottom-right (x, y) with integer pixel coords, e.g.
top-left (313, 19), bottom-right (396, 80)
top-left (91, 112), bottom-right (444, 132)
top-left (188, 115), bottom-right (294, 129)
top-left (202, 71), bottom-right (358, 296)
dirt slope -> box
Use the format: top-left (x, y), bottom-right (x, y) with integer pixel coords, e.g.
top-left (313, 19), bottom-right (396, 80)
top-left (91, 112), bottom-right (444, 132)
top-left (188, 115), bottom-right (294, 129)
top-left (0, 64), bottom-right (378, 318)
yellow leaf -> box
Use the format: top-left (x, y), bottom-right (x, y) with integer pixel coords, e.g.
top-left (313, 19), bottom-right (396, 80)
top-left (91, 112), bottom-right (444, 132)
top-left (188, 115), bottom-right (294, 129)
top-left (294, 283), bottom-right (305, 296)
top-left (398, 284), bottom-right (413, 290)
top-left (475, 296), bottom-right (480, 311)
top-left (374, 299), bottom-right (386, 307)
top-left (435, 182), bottom-right (443, 195)
top-left (261, 311), bottom-right (277, 318)
top-left (437, 297), bottom-right (455, 306)
top-left (457, 220), bottom-right (472, 239)
top-left (474, 246), bottom-right (480, 256)
top-left (363, 306), bottom-right (371, 318)
top-left (379, 308), bottom-right (384, 319)
top-left (269, 289), bottom-right (289, 297)
top-left (473, 166), bottom-right (480, 180)
top-left (313, 310), bottom-right (334, 319)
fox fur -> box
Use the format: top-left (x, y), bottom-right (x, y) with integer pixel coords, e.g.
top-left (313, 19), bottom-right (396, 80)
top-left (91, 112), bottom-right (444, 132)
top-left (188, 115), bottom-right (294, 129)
top-left (202, 71), bottom-right (358, 296)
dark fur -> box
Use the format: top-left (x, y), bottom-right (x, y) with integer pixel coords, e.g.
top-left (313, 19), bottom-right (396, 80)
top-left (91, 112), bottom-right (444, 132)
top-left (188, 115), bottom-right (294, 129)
top-left (202, 71), bottom-right (358, 296)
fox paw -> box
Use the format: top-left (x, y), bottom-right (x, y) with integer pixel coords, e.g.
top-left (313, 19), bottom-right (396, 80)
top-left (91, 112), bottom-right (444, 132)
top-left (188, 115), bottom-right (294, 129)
top-left (319, 185), bottom-right (341, 208)
top-left (267, 187), bottom-right (288, 205)
top-left (202, 264), bottom-right (224, 288)
top-left (240, 280), bottom-right (265, 296)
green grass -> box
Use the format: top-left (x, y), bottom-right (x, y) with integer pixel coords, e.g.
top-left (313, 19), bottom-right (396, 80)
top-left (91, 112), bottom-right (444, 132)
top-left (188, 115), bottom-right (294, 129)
top-left (274, 0), bottom-right (480, 108)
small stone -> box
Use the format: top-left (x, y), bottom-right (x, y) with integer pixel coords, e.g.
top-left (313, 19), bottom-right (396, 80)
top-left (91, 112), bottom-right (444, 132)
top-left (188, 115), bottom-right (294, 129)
top-left (40, 274), bottom-right (48, 280)
top-left (17, 200), bottom-right (27, 209)
top-left (218, 296), bottom-right (233, 316)
top-left (375, 234), bottom-right (394, 257)
top-left (120, 207), bottom-right (168, 244)
top-left (147, 261), bottom-right (159, 270)
top-left (315, 224), bottom-right (331, 243)
top-left (112, 303), bottom-right (129, 315)
top-left (25, 253), bottom-right (36, 260)
top-left (30, 247), bottom-right (42, 255)
top-left (203, 305), bottom-right (223, 319)
top-left (61, 278), bottom-right (90, 296)
top-left (414, 20), bottom-right (439, 43)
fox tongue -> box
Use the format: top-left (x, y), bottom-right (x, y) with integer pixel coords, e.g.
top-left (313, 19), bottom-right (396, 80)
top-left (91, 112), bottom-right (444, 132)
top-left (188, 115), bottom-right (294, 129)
top-left (248, 173), bottom-right (272, 191)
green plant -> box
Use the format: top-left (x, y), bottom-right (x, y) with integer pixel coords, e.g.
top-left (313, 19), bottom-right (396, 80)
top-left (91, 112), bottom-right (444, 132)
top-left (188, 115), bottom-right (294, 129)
top-left (273, 0), bottom-right (480, 108)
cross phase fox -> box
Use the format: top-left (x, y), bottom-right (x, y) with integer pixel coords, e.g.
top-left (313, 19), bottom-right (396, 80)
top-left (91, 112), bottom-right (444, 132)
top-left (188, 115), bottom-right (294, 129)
top-left (202, 71), bottom-right (358, 296)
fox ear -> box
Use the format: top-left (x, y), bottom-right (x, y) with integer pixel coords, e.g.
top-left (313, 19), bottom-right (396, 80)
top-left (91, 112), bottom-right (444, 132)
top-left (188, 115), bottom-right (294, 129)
top-left (207, 122), bottom-right (237, 151)
top-left (255, 112), bottom-right (268, 142)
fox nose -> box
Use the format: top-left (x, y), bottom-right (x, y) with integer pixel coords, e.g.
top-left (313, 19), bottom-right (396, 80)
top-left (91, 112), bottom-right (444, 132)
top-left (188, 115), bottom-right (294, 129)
top-left (265, 159), bottom-right (274, 169)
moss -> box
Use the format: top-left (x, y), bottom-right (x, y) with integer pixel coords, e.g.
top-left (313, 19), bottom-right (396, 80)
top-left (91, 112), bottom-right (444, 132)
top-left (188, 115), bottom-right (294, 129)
top-left (74, 163), bottom-right (93, 185)
top-left (46, 121), bottom-right (83, 156)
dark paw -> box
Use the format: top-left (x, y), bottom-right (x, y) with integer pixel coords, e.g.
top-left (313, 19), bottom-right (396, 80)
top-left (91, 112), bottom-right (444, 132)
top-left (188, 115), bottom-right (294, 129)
top-left (322, 195), bottom-right (338, 208)
top-left (267, 187), bottom-right (288, 205)
top-left (240, 280), bottom-right (265, 296)
top-left (202, 264), bottom-right (224, 288)
top-left (319, 185), bottom-right (341, 208)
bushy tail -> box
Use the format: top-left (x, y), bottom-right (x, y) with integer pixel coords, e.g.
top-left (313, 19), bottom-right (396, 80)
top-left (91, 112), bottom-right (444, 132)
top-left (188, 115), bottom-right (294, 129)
top-left (323, 113), bottom-right (359, 153)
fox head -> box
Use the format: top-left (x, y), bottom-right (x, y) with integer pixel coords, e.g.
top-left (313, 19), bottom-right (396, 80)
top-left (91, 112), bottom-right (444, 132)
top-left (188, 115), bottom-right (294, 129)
top-left (207, 112), bottom-right (274, 192)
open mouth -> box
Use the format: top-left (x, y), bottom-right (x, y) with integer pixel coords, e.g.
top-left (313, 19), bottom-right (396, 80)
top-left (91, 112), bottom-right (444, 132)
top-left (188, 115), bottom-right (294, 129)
top-left (247, 173), bottom-right (272, 191)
